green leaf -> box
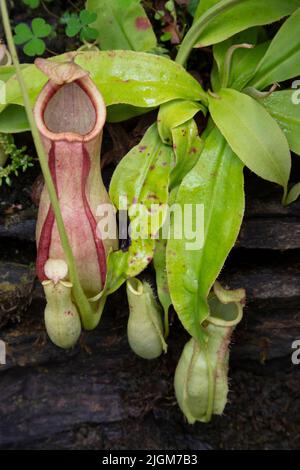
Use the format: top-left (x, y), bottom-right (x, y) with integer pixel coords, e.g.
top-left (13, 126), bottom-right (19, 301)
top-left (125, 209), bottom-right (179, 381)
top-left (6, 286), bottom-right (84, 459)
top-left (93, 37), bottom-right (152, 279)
top-left (208, 88), bottom-right (291, 194)
top-left (286, 182), bottom-right (300, 205)
top-left (194, 0), bottom-right (219, 19)
top-left (194, 0), bottom-right (300, 47)
top-left (160, 32), bottom-right (172, 42)
top-left (229, 42), bottom-right (270, 90)
top-left (262, 90), bottom-right (300, 156)
top-left (13, 18), bottom-right (51, 57)
top-left (110, 124), bottom-right (173, 231)
top-left (106, 104), bottom-right (155, 123)
top-left (211, 27), bottom-right (268, 90)
top-left (24, 38), bottom-right (46, 56)
top-left (166, 126), bottom-right (245, 340)
top-left (66, 18), bottom-right (82, 37)
top-left (22, 0), bottom-right (40, 7)
top-left (188, 0), bottom-right (200, 16)
top-left (158, 99), bottom-right (205, 144)
top-left (157, 100), bottom-right (206, 188)
top-left (170, 120), bottom-right (203, 189)
top-left (153, 236), bottom-right (172, 325)
top-left (4, 51), bottom-right (206, 110)
top-left (79, 9), bottom-right (97, 25)
top-left (80, 26), bottom-right (98, 42)
top-left (14, 23), bottom-right (33, 44)
top-left (0, 105), bottom-right (30, 133)
top-left (0, 65), bottom-right (27, 83)
top-left (86, 0), bottom-right (157, 51)
top-left (110, 122), bottom-right (172, 276)
top-left (96, 238), bottom-right (155, 299)
top-left (165, 0), bottom-right (175, 13)
top-left (211, 60), bottom-right (221, 92)
top-left (75, 50), bottom-right (207, 105)
top-left (249, 7), bottom-right (300, 89)
top-left (31, 18), bottom-right (52, 38)
top-left (65, 9), bottom-right (98, 39)
top-left (101, 125), bottom-right (173, 296)
top-left (213, 27), bottom-right (259, 74)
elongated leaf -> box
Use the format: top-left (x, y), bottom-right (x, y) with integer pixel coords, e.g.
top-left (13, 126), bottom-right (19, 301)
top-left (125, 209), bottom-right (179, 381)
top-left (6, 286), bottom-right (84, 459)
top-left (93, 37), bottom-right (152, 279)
top-left (97, 126), bottom-right (174, 298)
top-left (157, 100), bottom-right (205, 188)
top-left (188, 0), bottom-right (201, 17)
top-left (76, 51), bottom-right (207, 106)
top-left (211, 60), bottom-right (221, 92)
top-left (110, 124), bottom-right (173, 218)
top-left (193, 0), bottom-right (300, 47)
top-left (166, 126), bottom-right (244, 340)
top-left (170, 120), bottom-right (203, 189)
top-left (212, 27), bottom-right (268, 90)
top-left (213, 27), bottom-right (260, 75)
top-left (153, 186), bottom-right (180, 336)
top-left (230, 42), bottom-right (270, 91)
top-left (108, 124), bottom-right (173, 285)
top-left (0, 64), bottom-right (28, 82)
top-left (153, 236), bottom-right (172, 323)
top-left (4, 51), bottom-right (206, 111)
top-left (262, 90), bottom-right (300, 156)
top-left (158, 99), bottom-right (205, 144)
top-left (106, 104), bottom-right (155, 122)
top-left (86, 0), bottom-right (157, 51)
top-left (95, 250), bottom-right (129, 297)
top-left (0, 105), bottom-right (30, 132)
top-left (194, 0), bottom-right (220, 19)
top-left (208, 88), bottom-right (291, 194)
top-left (286, 182), bottom-right (300, 205)
top-left (249, 7), bottom-right (300, 89)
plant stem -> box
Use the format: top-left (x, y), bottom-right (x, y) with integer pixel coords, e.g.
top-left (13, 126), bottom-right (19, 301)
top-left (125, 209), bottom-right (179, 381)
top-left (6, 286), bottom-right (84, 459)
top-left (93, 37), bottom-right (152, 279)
top-left (45, 47), bottom-right (57, 55)
top-left (41, 1), bottom-right (60, 20)
top-left (68, 0), bottom-right (81, 12)
top-left (221, 43), bottom-right (254, 89)
top-left (175, 0), bottom-right (241, 67)
top-left (0, 0), bottom-right (97, 329)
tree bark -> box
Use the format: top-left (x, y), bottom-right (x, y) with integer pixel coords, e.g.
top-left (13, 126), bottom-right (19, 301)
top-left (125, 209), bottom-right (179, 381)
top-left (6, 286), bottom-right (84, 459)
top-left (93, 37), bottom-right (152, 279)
top-left (0, 179), bottom-right (300, 450)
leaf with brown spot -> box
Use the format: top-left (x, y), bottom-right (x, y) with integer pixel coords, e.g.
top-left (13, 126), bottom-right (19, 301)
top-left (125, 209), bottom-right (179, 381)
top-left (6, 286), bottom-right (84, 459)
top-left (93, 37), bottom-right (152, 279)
top-left (86, 0), bottom-right (157, 51)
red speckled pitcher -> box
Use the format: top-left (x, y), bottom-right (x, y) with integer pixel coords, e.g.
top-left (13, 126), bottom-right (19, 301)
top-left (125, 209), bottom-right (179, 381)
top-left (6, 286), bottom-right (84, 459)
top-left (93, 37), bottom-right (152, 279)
top-left (34, 59), bottom-right (117, 299)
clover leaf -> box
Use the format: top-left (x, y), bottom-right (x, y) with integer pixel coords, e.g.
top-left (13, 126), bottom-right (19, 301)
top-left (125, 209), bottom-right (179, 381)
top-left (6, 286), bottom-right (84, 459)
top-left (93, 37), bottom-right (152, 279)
top-left (65, 9), bottom-right (98, 42)
top-left (14, 18), bottom-right (52, 57)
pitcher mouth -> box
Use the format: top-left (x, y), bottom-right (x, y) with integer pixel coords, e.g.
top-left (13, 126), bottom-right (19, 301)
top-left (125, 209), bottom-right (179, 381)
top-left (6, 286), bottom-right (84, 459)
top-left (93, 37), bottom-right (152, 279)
top-left (34, 76), bottom-right (106, 143)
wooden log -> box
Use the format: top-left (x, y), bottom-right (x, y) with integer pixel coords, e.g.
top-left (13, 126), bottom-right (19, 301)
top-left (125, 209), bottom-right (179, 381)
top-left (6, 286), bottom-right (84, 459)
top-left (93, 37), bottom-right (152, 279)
top-left (0, 209), bottom-right (36, 242)
top-left (237, 218), bottom-right (300, 250)
top-left (222, 263), bottom-right (300, 311)
top-left (0, 172), bottom-right (299, 449)
top-left (221, 263), bottom-right (300, 362)
top-left (0, 286), bottom-right (299, 450)
top-left (1, 257), bottom-right (300, 366)
top-left (1, 211), bottom-right (300, 251)
top-left (1, 180), bottom-right (300, 251)
top-left (0, 262), bottom-right (35, 328)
